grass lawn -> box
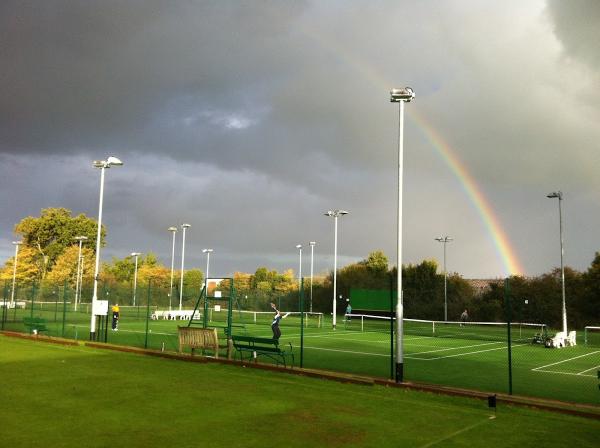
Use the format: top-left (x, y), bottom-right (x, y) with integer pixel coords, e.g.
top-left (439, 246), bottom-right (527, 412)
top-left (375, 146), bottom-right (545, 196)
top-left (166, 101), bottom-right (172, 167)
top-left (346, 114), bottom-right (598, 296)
top-left (1, 334), bottom-right (599, 448)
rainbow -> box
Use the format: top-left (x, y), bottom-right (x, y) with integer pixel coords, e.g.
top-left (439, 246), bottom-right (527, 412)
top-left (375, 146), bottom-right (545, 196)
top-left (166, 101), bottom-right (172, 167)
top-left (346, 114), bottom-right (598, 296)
top-left (295, 24), bottom-right (523, 276)
top-left (408, 108), bottom-right (523, 275)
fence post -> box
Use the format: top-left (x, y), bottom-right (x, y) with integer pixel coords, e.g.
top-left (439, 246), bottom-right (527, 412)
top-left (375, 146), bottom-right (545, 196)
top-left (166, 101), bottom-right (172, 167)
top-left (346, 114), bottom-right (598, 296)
top-left (505, 278), bottom-right (513, 395)
top-left (62, 281), bottom-right (68, 337)
top-left (1, 281), bottom-right (7, 329)
top-left (144, 279), bottom-right (151, 349)
top-left (30, 283), bottom-right (37, 318)
top-left (390, 273), bottom-right (395, 380)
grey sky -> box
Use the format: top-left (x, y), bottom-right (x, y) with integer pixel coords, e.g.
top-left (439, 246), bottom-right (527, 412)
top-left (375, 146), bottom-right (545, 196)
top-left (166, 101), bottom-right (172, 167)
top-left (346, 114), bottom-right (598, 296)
top-left (1, 1), bottom-right (599, 279)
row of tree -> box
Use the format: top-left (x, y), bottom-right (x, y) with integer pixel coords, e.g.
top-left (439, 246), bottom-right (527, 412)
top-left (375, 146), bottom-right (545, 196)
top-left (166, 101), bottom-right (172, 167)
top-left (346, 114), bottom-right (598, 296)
top-left (2, 208), bottom-right (599, 329)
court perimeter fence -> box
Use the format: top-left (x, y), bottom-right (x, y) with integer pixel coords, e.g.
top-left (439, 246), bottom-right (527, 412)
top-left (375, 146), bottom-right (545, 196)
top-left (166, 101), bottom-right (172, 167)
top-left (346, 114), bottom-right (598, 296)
top-left (2, 278), bottom-right (599, 407)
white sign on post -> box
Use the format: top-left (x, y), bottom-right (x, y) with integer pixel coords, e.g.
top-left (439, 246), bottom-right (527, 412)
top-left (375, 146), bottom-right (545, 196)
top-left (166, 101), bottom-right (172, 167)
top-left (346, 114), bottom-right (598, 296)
top-left (93, 300), bottom-right (109, 316)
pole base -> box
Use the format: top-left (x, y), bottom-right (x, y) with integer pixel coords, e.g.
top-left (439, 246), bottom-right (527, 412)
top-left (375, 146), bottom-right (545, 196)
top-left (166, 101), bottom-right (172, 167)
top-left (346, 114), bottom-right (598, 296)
top-left (395, 362), bottom-right (404, 383)
top-left (89, 331), bottom-right (95, 341)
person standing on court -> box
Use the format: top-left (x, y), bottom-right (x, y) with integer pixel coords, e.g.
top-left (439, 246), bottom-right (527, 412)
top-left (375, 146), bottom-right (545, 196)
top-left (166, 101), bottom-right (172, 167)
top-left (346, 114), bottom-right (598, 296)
top-left (345, 301), bottom-right (352, 321)
top-left (270, 303), bottom-right (290, 340)
top-left (111, 303), bottom-right (120, 331)
top-left (460, 309), bottom-right (468, 326)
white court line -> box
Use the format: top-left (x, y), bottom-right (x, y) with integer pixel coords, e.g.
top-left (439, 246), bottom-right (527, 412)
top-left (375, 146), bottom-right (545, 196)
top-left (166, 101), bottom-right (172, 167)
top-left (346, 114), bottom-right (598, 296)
top-left (407, 344), bottom-right (528, 361)
top-left (577, 364), bottom-right (600, 375)
top-left (531, 369), bottom-right (596, 378)
top-left (302, 345), bottom-right (389, 357)
top-left (409, 341), bottom-right (502, 356)
top-left (531, 351), bottom-right (600, 371)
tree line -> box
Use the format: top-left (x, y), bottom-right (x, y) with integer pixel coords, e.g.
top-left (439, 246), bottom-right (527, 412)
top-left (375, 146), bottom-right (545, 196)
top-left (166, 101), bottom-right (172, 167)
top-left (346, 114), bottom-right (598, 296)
top-left (2, 208), bottom-right (599, 329)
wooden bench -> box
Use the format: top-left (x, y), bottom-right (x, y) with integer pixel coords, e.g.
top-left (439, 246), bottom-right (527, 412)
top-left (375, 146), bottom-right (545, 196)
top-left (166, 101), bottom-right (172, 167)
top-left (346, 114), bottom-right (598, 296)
top-left (231, 336), bottom-right (294, 368)
top-left (178, 326), bottom-right (232, 359)
top-left (23, 317), bottom-right (49, 335)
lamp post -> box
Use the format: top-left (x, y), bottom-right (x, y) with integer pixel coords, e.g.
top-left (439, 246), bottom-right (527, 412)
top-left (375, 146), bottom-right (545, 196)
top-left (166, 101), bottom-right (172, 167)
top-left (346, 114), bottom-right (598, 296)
top-left (435, 236), bottom-right (453, 322)
top-left (179, 223), bottom-right (191, 311)
top-left (547, 191), bottom-right (567, 334)
top-left (309, 241), bottom-right (316, 313)
top-left (202, 249), bottom-right (213, 288)
top-left (10, 241), bottom-right (23, 307)
top-left (325, 210), bottom-right (348, 329)
top-left (73, 236), bottom-right (88, 311)
top-left (90, 156), bottom-right (123, 340)
top-left (131, 252), bottom-right (142, 306)
top-left (296, 244), bottom-right (303, 289)
top-left (168, 226), bottom-right (177, 311)
top-left (390, 86), bottom-right (415, 382)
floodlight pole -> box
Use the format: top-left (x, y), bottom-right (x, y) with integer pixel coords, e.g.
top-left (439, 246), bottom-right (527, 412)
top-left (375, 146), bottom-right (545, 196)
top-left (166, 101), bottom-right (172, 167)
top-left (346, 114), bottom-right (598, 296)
top-left (391, 87), bottom-right (415, 383)
top-left (168, 227), bottom-right (177, 311)
top-left (10, 241), bottom-right (22, 307)
top-left (90, 156), bottom-right (123, 340)
top-left (131, 252), bottom-right (141, 306)
top-left (179, 224), bottom-right (191, 311)
top-left (203, 248), bottom-right (213, 286)
top-left (296, 245), bottom-right (303, 290)
top-left (74, 236), bottom-right (88, 311)
top-left (325, 210), bottom-right (348, 329)
top-left (547, 191), bottom-right (567, 334)
top-left (435, 236), bottom-right (453, 321)
top-left (309, 241), bottom-right (316, 313)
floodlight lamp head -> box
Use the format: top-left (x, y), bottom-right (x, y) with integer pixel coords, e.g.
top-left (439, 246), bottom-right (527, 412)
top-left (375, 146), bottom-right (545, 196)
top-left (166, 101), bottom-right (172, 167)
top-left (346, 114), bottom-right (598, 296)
top-left (547, 191), bottom-right (562, 199)
top-left (181, 223), bottom-right (191, 229)
top-left (106, 156), bottom-right (123, 167)
top-left (131, 252), bottom-right (142, 257)
top-left (309, 241), bottom-right (316, 246)
top-left (390, 87), bottom-right (415, 102)
top-left (296, 244), bottom-right (302, 249)
top-left (338, 210), bottom-right (349, 216)
top-left (74, 236), bottom-right (88, 241)
top-left (93, 160), bottom-right (105, 168)
top-left (202, 248), bottom-right (213, 253)
top-left (168, 226), bottom-right (177, 232)
top-left (12, 241), bottom-right (23, 245)
top-left (324, 211), bottom-right (334, 217)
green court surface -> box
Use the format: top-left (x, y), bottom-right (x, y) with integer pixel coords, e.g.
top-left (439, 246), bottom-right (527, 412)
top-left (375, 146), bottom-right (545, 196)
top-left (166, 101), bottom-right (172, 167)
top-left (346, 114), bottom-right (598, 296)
top-left (3, 307), bottom-right (599, 406)
top-left (1, 335), bottom-right (599, 448)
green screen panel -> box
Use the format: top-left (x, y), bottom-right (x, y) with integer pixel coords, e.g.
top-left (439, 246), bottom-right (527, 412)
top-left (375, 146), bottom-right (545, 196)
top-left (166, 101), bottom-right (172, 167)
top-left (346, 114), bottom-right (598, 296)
top-left (349, 288), bottom-right (397, 311)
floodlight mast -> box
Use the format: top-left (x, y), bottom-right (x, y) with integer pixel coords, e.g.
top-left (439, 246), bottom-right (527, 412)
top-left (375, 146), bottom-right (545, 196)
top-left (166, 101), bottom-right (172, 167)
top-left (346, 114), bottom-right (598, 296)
top-left (168, 227), bottom-right (177, 311)
top-left (325, 210), bottom-right (348, 329)
top-left (10, 241), bottom-right (23, 307)
top-left (435, 236), bottom-right (453, 321)
top-left (309, 241), bottom-right (316, 313)
top-left (296, 245), bottom-right (303, 290)
top-left (73, 236), bottom-right (88, 311)
top-left (131, 252), bottom-right (142, 306)
top-left (202, 249), bottom-right (213, 286)
top-left (90, 156), bottom-right (123, 340)
top-left (179, 223), bottom-right (191, 311)
top-left (547, 191), bottom-right (567, 334)
top-left (390, 86), bottom-right (414, 383)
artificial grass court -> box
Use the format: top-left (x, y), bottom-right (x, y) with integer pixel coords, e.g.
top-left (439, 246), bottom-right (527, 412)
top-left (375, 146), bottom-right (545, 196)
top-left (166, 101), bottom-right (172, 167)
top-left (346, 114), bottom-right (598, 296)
top-left (4, 307), bottom-right (599, 406)
top-left (1, 336), bottom-right (599, 448)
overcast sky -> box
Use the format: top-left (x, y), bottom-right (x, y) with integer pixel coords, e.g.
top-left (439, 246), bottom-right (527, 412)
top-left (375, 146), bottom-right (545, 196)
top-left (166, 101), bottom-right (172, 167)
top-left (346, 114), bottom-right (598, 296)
top-left (1, 1), bottom-right (599, 279)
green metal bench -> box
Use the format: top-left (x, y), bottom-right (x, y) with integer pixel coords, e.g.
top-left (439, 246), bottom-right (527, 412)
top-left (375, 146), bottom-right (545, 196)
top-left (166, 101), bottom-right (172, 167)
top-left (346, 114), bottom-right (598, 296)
top-left (23, 317), bottom-right (49, 335)
top-left (231, 335), bottom-right (294, 368)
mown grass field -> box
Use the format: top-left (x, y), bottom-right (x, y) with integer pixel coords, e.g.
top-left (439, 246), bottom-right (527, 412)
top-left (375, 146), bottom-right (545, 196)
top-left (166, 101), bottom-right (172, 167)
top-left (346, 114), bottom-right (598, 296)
top-left (1, 335), bottom-right (599, 448)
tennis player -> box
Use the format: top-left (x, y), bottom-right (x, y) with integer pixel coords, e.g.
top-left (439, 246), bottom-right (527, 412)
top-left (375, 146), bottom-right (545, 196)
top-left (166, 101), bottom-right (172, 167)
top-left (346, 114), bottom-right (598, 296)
top-left (270, 303), bottom-right (290, 340)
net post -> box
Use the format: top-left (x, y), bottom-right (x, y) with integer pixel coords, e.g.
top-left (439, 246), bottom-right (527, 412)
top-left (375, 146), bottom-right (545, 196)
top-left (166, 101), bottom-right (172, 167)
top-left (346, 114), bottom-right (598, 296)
top-left (300, 277), bottom-right (304, 368)
top-left (144, 279), bottom-right (151, 349)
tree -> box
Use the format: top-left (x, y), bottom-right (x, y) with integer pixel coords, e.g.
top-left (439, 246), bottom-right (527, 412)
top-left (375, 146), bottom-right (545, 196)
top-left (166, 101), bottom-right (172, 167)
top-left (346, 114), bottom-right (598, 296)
top-left (13, 208), bottom-right (101, 279)
top-left (46, 246), bottom-right (95, 287)
top-left (0, 246), bottom-right (40, 285)
top-left (362, 250), bottom-right (389, 273)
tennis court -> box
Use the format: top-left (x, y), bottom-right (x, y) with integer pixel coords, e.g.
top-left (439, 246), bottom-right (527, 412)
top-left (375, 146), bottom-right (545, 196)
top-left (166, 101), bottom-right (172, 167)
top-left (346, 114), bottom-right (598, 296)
top-left (3, 305), bottom-right (599, 406)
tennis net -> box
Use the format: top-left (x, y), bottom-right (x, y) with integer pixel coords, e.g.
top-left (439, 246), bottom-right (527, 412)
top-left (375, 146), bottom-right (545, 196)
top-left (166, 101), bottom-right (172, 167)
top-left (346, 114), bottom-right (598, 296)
top-left (344, 313), bottom-right (547, 342)
top-left (209, 309), bottom-right (323, 328)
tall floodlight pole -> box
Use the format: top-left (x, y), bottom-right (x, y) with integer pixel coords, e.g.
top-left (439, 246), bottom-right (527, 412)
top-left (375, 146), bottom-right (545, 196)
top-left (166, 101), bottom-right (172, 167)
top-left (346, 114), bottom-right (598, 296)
top-left (131, 252), bottom-right (142, 306)
top-left (325, 210), bottom-right (349, 329)
top-left (435, 236), bottom-right (453, 321)
top-left (309, 241), bottom-right (316, 313)
top-left (168, 226), bottom-right (177, 311)
top-left (73, 236), bottom-right (88, 311)
top-left (179, 223), bottom-right (191, 311)
top-left (202, 249), bottom-right (213, 286)
top-left (296, 245), bottom-right (303, 289)
top-left (391, 86), bottom-right (415, 382)
top-left (547, 191), bottom-right (567, 334)
top-left (10, 241), bottom-right (23, 307)
top-left (90, 156), bottom-right (123, 340)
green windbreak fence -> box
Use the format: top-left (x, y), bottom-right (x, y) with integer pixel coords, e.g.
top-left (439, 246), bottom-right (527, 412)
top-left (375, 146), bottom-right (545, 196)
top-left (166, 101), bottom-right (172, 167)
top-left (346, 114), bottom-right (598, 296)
top-left (2, 280), bottom-right (599, 407)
